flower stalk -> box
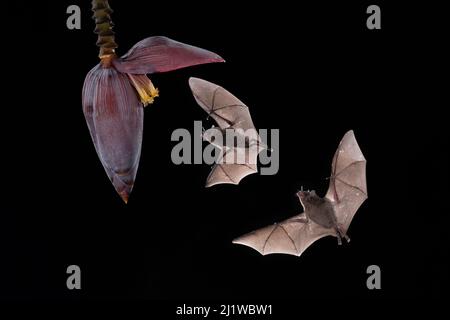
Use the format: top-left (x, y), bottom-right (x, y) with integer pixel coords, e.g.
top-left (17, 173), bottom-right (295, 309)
top-left (92, 0), bottom-right (118, 59)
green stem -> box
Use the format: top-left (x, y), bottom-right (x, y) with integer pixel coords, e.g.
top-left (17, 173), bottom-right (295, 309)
top-left (92, 0), bottom-right (118, 58)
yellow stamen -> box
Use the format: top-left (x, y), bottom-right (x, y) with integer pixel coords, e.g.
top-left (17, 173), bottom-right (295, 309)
top-left (127, 74), bottom-right (159, 107)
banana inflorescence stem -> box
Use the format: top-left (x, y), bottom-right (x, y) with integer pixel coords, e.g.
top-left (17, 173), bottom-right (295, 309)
top-left (92, 0), bottom-right (118, 60)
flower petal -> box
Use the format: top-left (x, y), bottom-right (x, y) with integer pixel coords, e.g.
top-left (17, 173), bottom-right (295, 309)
top-left (127, 74), bottom-right (159, 107)
top-left (112, 36), bottom-right (224, 74)
top-left (82, 64), bottom-right (143, 203)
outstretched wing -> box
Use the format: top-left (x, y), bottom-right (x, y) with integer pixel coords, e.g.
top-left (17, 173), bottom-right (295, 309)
top-left (233, 214), bottom-right (335, 256)
top-left (205, 148), bottom-right (258, 187)
top-left (189, 77), bottom-right (257, 131)
top-left (190, 77), bottom-right (264, 187)
top-left (325, 130), bottom-right (367, 233)
top-left (206, 163), bottom-right (257, 187)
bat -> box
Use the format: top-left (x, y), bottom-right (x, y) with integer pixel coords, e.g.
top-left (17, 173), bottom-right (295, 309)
top-left (233, 130), bottom-right (367, 256)
top-left (188, 77), bottom-right (267, 187)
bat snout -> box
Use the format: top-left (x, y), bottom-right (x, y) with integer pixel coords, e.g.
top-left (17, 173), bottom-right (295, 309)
top-left (297, 190), bottom-right (307, 199)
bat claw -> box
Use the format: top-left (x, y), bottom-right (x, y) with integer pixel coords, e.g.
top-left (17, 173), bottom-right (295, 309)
top-left (344, 234), bottom-right (351, 243)
top-left (335, 225), bottom-right (350, 245)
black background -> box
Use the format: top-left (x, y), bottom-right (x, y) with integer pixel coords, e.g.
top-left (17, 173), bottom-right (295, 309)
top-left (2, 0), bottom-right (448, 305)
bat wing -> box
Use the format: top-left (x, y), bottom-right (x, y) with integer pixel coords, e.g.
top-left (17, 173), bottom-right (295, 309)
top-left (233, 214), bottom-right (335, 256)
top-left (189, 77), bottom-right (257, 131)
top-left (325, 130), bottom-right (367, 233)
top-left (206, 163), bottom-right (257, 187)
top-left (205, 148), bottom-right (258, 187)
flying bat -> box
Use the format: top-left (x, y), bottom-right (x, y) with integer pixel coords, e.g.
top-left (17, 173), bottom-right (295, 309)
top-left (189, 77), bottom-right (267, 187)
top-left (233, 130), bottom-right (367, 256)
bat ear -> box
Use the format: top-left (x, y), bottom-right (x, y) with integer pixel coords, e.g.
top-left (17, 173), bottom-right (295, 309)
top-left (201, 127), bottom-right (206, 139)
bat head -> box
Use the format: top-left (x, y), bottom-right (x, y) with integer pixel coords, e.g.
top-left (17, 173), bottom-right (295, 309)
top-left (297, 189), bottom-right (318, 205)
